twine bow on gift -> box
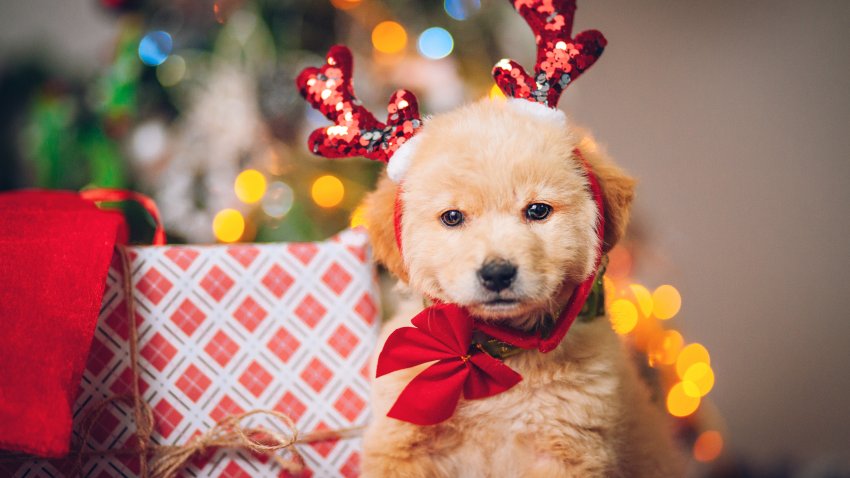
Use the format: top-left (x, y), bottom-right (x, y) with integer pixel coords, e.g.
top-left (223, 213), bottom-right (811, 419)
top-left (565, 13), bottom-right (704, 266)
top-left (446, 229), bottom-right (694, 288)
top-left (64, 190), bottom-right (364, 478)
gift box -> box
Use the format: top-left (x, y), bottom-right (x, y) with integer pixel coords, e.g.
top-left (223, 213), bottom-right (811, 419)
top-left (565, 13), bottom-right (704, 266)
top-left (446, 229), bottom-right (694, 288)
top-left (5, 228), bottom-right (380, 477)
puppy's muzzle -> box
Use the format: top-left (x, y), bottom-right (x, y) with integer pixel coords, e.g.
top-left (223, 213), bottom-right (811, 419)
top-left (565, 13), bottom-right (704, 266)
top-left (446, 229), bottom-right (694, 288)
top-left (477, 259), bottom-right (517, 292)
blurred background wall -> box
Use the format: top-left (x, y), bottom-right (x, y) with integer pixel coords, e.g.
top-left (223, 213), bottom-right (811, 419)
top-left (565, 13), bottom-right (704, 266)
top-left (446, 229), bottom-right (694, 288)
top-left (1, 0), bottom-right (848, 475)
top-left (571, 0), bottom-right (850, 467)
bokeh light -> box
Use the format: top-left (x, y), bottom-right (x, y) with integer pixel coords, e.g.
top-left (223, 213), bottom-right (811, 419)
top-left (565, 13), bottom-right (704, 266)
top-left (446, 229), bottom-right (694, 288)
top-left (213, 2), bottom-right (226, 23)
top-left (489, 84), bottom-right (506, 100)
top-left (234, 169), bottom-right (267, 204)
top-left (609, 299), bottom-right (638, 335)
top-left (311, 175), bottom-right (345, 208)
top-left (330, 0), bottom-right (362, 10)
top-left (628, 283), bottom-right (654, 317)
top-left (130, 120), bottom-right (167, 165)
top-left (683, 362), bottom-right (715, 397)
top-left (676, 343), bottom-right (711, 378)
top-left (666, 382), bottom-right (701, 417)
top-left (213, 209), bottom-right (245, 243)
top-left (444, 0), bottom-right (481, 21)
top-left (606, 245), bottom-right (632, 280)
top-left (418, 27), bottom-right (454, 60)
top-left (652, 284), bottom-right (682, 319)
top-left (372, 21), bottom-right (407, 54)
top-left (138, 31), bottom-right (173, 67)
top-left (262, 181), bottom-right (294, 219)
top-left (156, 55), bottom-right (186, 87)
top-left (693, 430), bottom-right (724, 462)
top-left (350, 205), bottom-right (368, 229)
top-left (648, 329), bottom-right (684, 366)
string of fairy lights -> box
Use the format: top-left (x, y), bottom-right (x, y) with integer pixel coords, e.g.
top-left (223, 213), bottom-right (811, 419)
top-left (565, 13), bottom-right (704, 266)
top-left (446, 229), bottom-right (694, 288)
top-left (604, 246), bottom-right (724, 464)
top-left (132, 0), bottom-right (724, 466)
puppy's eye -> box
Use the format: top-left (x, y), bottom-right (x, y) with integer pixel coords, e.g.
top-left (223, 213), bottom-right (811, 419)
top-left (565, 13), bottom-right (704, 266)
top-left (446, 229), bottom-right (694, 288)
top-left (441, 210), bottom-right (464, 227)
top-left (525, 203), bottom-right (552, 221)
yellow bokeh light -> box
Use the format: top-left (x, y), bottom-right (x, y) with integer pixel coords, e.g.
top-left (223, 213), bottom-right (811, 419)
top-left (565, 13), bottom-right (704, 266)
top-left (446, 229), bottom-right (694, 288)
top-left (156, 55), bottom-right (186, 87)
top-left (628, 284), bottom-right (654, 317)
top-left (350, 205), bottom-right (368, 229)
top-left (681, 380), bottom-right (702, 398)
top-left (609, 299), bottom-right (638, 335)
top-left (652, 284), bottom-right (682, 320)
top-left (311, 175), bottom-right (345, 208)
top-left (489, 84), bottom-right (506, 100)
top-left (693, 430), bottom-right (724, 462)
top-left (666, 382), bottom-right (701, 417)
top-left (648, 329), bottom-right (684, 366)
top-left (372, 21), bottom-right (407, 54)
top-left (676, 343), bottom-right (710, 379)
top-left (213, 208), bottom-right (245, 243)
top-left (234, 169), bottom-right (267, 204)
top-left (330, 0), bottom-right (362, 10)
top-left (683, 362), bottom-right (715, 397)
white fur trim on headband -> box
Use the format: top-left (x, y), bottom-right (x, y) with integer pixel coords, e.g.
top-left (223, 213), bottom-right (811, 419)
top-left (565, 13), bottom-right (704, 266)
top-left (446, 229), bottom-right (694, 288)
top-left (505, 98), bottom-right (568, 126)
top-left (387, 133), bottom-right (423, 183)
top-left (386, 100), bottom-right (566, 183)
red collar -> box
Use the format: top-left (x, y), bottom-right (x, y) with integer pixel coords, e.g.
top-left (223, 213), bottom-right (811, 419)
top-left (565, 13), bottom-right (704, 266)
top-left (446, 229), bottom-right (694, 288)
top-left (379, 148), bottom-right (605, 425)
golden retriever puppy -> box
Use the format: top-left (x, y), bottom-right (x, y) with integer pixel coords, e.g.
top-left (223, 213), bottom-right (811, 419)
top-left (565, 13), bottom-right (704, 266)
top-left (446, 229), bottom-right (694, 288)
top-left (360, 98), bottom-right (686, 477)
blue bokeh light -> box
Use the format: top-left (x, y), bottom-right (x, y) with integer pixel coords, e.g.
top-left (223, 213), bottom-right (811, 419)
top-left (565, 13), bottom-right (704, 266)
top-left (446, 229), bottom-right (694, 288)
top-left (418, 27), bottom-right (454, 60)
top-left (138, 31), bottom-right (173, 67)
top-left (444, 0), bottom-right (481, 21)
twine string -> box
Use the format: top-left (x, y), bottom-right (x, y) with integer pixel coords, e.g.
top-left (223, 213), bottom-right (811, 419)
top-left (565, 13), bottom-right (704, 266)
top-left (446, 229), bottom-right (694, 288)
top-left (121, 246), bottom-right (154, 477)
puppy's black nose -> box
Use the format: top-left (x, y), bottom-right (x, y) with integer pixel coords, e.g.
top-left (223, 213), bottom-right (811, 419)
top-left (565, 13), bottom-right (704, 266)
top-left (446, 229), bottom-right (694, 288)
top-left (477, 260), bottom-right (517, 292)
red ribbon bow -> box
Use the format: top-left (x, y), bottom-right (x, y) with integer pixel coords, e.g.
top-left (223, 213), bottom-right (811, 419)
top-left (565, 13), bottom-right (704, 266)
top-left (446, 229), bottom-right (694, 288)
top-left (376, 304), bottom-right (523, 425)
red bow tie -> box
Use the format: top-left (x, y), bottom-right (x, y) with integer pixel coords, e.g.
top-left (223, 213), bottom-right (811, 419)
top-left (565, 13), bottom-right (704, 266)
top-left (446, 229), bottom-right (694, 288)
top-left (377, 149), bottom-right (605, 426)
top-left (375, 303), bottom-right (523, 425)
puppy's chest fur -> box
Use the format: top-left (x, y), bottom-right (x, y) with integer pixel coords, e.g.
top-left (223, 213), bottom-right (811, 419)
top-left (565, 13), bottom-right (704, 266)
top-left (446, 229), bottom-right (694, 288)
top-left (426, 319), bottom-right (628, 476)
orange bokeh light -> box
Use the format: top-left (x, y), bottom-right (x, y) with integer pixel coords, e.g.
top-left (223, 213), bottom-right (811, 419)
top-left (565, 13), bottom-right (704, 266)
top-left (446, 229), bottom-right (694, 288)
top-left (331, 0), bottom-right (362, 10)
top-left (311, 175), bottom-right (345, 208)
top-left (666, 382), bottom-right (701, 417)
top-left (489, 84), bottom-right (506, 100)
top-left (676, 343), bottom-right (711, 379)
top-left (606, 246), bottom-right (632, 280)
top-left (350, 205), bottom-right (368, 229)
top-left (693, 430), bottom-right (724, 462)
top-left (648, 329), bottom-right (684, 366)
top-left (628, 283), bottom-right (654, 317)
top-left (372, 21), bottom-right (407, 54)
top-left (683, 362), bottom-right (715, 397)
top-left (652, 284), bottom-right (682, 320)
top-left (609, 299), bottom-right (638, 335)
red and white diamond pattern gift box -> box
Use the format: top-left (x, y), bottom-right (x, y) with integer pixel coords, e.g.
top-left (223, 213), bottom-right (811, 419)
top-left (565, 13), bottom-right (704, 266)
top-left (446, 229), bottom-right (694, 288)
top-left (9, 228), bottom-right (380, 478)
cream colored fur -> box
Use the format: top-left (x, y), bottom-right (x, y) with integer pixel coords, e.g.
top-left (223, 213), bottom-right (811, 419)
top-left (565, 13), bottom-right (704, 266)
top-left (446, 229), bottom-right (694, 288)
top-left (361, 98), bottom-right (685, 477)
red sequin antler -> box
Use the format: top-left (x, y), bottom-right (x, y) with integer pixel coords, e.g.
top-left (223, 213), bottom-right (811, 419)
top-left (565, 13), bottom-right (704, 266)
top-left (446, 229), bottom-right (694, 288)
top-left (493, 0), bottom-right (606, 107)
top-left (296, 45), bottom-right (422, 163)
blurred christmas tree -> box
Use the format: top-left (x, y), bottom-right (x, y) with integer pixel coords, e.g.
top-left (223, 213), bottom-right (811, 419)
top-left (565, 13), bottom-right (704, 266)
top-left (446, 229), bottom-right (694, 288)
top-left (0, 0), bottom-right (502, 244)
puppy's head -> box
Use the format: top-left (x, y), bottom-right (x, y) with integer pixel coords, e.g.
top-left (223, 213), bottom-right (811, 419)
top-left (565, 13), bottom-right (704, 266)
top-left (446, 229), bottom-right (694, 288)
top-left (365, 98), bottom-right (634, 329)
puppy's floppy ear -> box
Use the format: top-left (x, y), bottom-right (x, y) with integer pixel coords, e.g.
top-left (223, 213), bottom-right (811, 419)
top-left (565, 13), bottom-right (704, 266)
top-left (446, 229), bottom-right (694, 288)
top-left (576, 132), bottom-right (636, 253)
top-left (362, 175), bottom-right (409, 283)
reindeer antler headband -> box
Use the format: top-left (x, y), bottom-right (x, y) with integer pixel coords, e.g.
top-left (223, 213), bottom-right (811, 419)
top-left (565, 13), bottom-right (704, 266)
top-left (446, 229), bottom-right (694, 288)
top-left (296, 45), bottom-right (422, 165)
top-left (297, 0), bottom-right (606, 182)
top-left (493, 0), bottom-right (606, 106)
